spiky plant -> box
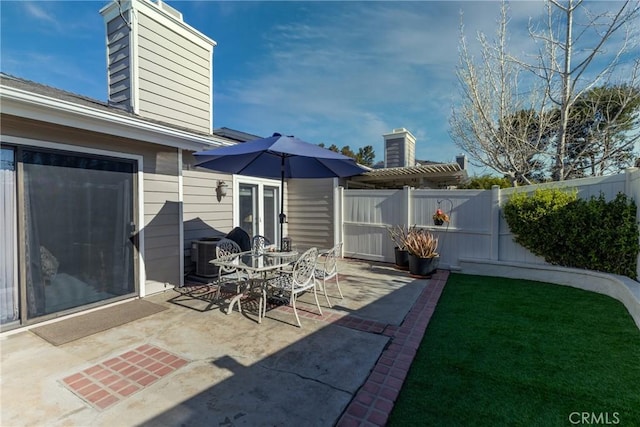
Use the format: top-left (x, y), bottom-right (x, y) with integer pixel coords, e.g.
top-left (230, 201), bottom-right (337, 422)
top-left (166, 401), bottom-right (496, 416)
top-left (404, 228), bottom-right (439, 258)
top-left (387, 224), bottom-right (415, 250)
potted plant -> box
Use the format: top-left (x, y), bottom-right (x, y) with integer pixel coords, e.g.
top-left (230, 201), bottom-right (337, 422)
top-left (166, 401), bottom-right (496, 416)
top-left (387, 225), bottom-right (413, 270)
top-left (404, 228), bottom-right (440, 277)
top-left (432, 208), bottom-right (450, 226)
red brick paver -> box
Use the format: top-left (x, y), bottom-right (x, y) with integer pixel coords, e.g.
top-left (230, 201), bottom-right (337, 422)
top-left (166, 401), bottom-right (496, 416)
top-left (336, 269), bottom-right (449, 427)
top-left (61, 345), bottom-right (188, 411)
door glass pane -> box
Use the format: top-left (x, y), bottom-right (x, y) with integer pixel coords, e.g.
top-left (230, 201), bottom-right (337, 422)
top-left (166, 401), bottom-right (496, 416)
top-left (1, 148), bottom-right (19, 325)
top-left (22, 149), bottom-right (136, 318)
top-left (239, 184), bottom-right (258, 237)
top-left (263, 186), bottom-right (278, 244)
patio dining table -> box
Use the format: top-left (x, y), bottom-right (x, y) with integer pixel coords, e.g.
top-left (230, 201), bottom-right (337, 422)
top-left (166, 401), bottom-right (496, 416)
top-left (210, 250), bottom-right (300, 323)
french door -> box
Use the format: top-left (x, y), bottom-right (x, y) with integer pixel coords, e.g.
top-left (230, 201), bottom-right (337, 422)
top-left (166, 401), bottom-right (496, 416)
top-left (236, 178), bottom-right (280, 245)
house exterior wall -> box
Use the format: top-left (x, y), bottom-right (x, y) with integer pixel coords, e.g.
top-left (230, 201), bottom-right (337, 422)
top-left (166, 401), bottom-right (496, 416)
top-left (287, 178), bottom-right (335, 250)
top-left (181, 152), bottom-right (233, 269)
top-left (135, 12), bottom-right (212, 132)
top-left (101, 0), bottom-right (215, 134)
top-left (1, 114), bottom-right (182, 295)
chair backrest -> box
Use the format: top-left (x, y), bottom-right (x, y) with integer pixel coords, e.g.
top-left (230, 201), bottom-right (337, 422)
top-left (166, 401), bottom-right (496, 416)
top-left (251, 235), bottom-right (271, 255)
top-left (216, 238), bottom-right (242, 274)
top-left (292, 247), bottom-right (319, 288)
top-left (322, 242), bottom-right (343, 276)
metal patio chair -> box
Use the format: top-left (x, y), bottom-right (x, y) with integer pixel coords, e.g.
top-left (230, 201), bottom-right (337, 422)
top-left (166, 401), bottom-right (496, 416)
top-left (214, 238), bottom-right (248, 308)
top-left (266, 247), bottom-right (321, 327)
top-left (251, 235), bottom-right (271, 255)
top-left (314, 242), bottom-right (344, 307)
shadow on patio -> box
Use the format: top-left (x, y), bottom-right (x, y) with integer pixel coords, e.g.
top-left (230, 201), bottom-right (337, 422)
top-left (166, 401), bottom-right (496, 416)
top-left (0, 259), bottom-right (446, 427)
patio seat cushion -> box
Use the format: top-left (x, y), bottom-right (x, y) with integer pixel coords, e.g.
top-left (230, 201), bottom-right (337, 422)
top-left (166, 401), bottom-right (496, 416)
top-left (225, 227), bottom-right (251, 251)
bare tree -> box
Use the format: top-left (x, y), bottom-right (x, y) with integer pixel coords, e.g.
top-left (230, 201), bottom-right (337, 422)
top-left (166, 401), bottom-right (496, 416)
top-left (524, 0), bottom-right (640, 180)
top-left (450, 3), bottom-right (555, 186)
top-left (451, 0), bottom-right (640, 183)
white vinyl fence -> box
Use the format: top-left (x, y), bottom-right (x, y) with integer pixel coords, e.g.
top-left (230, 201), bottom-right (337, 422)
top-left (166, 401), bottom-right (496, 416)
top-left (338, 168), bottom-right (640, 279)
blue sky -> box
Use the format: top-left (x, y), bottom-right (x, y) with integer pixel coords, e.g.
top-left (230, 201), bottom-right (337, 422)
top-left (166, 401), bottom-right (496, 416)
top-left (1, 1), bottom-right (635, 175)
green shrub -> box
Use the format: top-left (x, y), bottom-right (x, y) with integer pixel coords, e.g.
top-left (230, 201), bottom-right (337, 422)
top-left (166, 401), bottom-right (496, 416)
top-left (503, 189), bottom-right (639, 279)
top-left (460, 175), bottom-right (512, 189)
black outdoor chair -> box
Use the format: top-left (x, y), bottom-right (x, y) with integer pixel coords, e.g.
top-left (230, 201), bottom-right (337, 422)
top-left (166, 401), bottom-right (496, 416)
top-left (225, 227), bottom-right (251, 252)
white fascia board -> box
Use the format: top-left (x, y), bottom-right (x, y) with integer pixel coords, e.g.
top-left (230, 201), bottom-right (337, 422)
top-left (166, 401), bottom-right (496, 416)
top-left (101, 0), bottom-right (216, 49)
top-left (136, 0), bottom-right (217, 49)
top-left (0, 86), bottom-right (234, 151)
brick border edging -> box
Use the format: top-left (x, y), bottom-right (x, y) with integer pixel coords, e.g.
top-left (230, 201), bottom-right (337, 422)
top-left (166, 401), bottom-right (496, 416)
top-left (336, 270), bottom-right (450, 427)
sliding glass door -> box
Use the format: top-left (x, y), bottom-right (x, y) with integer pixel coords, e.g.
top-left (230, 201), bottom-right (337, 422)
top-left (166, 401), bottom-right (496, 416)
top-left (21, 149), bottom-right (137, 319)
top-left (1, 148), bottom-right (18, 326)
top-left (1, 144), bottom-right (138, 328)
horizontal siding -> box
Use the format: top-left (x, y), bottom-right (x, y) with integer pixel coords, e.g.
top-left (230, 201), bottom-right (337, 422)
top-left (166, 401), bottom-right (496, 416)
top-left (136, 83), bottom-right (210, 132)
top-left (137, 13), bottom-right (210, 76)
top-left (136, 56), bottom-right (209, 105)
top-left (287, 178), bottom-right (334, 249)
top-left (182, 169), bottom-right (233, 250)
top-left (136, 12), bottom-right (211, 133)
top-left (137, 34), bottom-right (209, 82)
top-left (142, 147), bottom-right (180, 288)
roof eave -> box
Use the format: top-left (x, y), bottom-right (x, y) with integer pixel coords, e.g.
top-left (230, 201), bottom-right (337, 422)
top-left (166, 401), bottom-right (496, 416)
top-left (0, 85), bottom-right (234, 151)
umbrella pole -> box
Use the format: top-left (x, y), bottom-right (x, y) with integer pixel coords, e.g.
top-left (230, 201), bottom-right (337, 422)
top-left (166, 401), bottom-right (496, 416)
top-left (279, 156), bottom-right (285, 250)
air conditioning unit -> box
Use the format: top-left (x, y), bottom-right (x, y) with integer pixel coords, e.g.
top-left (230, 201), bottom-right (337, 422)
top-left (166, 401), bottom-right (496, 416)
top-left (194, 238), bottom-right (220, 277)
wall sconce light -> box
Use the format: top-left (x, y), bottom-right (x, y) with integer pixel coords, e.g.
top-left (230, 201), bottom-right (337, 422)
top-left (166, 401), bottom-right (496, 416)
top-left (216, 180), bottom-right (228, 198)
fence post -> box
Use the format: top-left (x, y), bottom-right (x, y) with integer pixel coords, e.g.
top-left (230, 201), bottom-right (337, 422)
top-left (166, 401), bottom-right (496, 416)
top-left (403, 185), bottom-right (412, 226)
top-left (335, 184), bottom-right (344, 256)
top-left (490, 185), bottom-right (501, 261)
top-left (624, 168), bottom-right (640, 280)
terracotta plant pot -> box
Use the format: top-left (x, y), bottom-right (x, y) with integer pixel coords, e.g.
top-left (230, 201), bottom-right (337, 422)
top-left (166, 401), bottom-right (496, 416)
top-left (394, 247), bottom-right (409, 270)
top-left (408, 253), bottom-right (439, 277)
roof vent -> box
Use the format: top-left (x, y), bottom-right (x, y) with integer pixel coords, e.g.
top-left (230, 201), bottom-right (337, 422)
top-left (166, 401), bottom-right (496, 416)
top-left (392, 128), bottom-right (408, 133)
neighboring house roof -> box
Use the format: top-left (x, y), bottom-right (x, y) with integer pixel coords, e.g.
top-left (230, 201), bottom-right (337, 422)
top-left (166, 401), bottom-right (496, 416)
top-left (213, 127), bottom-right (263, 142)
top-left (0, 73), bottom-right (237, 151)
top-left (347, 162), bottom-right (468, 189)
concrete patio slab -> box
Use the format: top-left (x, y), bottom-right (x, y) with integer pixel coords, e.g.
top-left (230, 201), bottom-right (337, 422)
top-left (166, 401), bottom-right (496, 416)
top-left (0, 259), bottom-right (445, 427)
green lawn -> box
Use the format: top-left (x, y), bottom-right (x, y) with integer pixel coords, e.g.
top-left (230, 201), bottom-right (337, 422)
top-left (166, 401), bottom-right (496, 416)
top-left (388, 273), bottom-right (640, 426)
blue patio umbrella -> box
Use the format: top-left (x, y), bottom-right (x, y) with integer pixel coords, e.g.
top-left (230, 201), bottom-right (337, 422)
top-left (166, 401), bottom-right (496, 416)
top-left (193, 133), bottom-right (368, 248)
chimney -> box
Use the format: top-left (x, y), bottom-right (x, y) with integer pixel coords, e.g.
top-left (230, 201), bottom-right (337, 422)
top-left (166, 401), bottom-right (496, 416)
top-left (100, 0), bottom-right (216, 134)
top-left (456, 154), bottom-right (467, 170)
top-left (383, 128), bottom-right (416, 168)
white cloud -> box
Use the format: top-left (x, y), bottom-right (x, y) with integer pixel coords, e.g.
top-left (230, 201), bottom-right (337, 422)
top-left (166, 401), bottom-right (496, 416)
top-left (213, 1), bottom-right (638, 169)
top-left (21, 1), bottom-right (99, 35)
top-left (24, 2), bottom-right (58, 24)
top-left (217, 2), bottom-right (513, 161)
